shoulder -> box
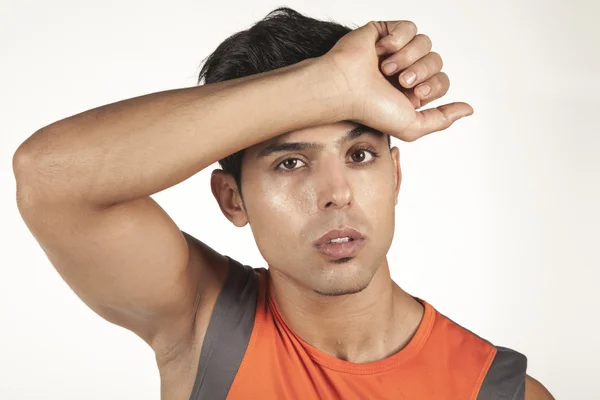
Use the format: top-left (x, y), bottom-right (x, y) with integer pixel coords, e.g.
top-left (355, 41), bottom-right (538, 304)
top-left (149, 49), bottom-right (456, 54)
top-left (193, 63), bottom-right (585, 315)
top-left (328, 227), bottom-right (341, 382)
top-left (525, 375), bottom-right (555, 400)
top-left (477, 346), bottom-right (554, 400)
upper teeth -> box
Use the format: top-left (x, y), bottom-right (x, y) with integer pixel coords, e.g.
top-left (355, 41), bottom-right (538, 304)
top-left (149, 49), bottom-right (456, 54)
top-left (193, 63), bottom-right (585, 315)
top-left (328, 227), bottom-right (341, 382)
top-left (328, 237), bottom-right (352, 243)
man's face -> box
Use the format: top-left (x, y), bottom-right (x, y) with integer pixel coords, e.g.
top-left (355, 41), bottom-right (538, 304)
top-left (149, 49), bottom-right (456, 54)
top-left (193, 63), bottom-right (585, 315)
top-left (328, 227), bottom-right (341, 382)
top-left (227, 121), bottom-right (401, 296)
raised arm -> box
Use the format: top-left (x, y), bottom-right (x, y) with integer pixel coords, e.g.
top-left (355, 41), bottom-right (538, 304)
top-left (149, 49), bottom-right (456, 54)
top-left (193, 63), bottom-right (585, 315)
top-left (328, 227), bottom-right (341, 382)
top-left (12, 56), bottom-right (342, 359)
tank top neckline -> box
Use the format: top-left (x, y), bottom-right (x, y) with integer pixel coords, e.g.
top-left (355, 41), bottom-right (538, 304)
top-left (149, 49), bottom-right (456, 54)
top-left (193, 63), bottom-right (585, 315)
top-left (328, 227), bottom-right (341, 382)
top-left (263, 269), bottom-right (436, 375)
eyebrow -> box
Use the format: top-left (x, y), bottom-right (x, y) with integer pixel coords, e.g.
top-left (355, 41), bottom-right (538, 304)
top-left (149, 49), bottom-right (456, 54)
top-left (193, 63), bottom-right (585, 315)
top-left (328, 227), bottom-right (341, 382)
top-left (256, 124), bottom-right (384, 159)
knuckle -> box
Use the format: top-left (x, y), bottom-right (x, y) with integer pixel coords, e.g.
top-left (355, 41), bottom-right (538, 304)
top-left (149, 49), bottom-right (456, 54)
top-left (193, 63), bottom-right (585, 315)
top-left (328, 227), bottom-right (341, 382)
top-left (400, 20), bottom-right (418, 35)
top-left (437, 72), bottom-right (450, 94)
top-left (387, 35), bottom-right (403, 48)
top-left (368, 20), bottom-right (384, 33)
top-left (404, 52), bottom-right (418, 66)
top-left (429, 52), bottom-right (443, 70)
top-left (416, 64), bottom-right (428, 81)
top-left (425, 75), bottom-right (447, 98)
top-left (416, 34), bottom-right (433, 50)
top-left (442, 82), bottom-right (450, 96)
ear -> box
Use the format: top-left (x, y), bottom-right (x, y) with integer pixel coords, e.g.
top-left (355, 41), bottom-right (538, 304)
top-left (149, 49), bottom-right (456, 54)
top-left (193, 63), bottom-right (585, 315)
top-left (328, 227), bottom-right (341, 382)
top-left (390, 146), bottom-right (402, 205)
top-left (210, 169), bottom-right (248, 227)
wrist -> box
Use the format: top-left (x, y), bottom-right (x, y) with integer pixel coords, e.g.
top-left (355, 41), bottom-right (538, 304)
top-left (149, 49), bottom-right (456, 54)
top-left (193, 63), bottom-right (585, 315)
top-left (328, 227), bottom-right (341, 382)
top-left (301, 56), bottom-right (354, 124)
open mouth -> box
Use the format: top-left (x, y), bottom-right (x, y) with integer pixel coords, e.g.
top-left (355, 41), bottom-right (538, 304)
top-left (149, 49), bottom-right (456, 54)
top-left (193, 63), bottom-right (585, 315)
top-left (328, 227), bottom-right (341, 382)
top-left (315, 238), bottom-right (365, 259)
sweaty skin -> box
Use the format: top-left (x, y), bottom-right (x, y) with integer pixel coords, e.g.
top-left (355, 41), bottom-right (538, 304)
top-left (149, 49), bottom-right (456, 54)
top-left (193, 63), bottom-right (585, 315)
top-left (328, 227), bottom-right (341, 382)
top-left (216, 120), bottom-right (425, 363)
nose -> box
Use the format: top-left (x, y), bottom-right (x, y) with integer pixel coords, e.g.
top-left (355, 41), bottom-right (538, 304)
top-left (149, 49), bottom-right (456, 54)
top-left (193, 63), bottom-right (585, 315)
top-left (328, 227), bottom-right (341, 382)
top-left (316, 160), bottom-right (353, 211)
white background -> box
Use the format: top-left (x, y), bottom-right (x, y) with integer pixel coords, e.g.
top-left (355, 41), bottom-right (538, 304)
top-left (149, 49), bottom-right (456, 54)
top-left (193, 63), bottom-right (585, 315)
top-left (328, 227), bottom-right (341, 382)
top-left (2, 0), bottom-right (599, 399)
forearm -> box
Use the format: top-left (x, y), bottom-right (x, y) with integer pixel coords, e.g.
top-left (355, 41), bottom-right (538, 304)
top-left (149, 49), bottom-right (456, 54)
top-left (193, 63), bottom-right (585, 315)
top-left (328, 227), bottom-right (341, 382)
top-left (13, 57), bottom-right (346, 208)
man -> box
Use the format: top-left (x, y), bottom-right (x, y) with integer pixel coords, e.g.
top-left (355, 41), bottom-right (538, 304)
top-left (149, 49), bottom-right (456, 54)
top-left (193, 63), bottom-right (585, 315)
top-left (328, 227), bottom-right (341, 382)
top-left (13, 7), bottom-right (554, 400)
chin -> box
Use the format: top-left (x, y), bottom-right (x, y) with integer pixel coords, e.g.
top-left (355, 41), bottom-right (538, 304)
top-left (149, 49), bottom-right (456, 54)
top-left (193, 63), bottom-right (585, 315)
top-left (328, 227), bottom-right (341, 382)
top-left (311, 262), bottom-right (374, 297)
top-left (314, 284), bottom-right (369, 297)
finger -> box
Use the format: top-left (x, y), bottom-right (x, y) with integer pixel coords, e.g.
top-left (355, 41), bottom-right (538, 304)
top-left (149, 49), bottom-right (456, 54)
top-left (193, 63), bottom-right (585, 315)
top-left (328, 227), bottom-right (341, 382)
top-left (380, 34), bottom-right (433, 79)
top-left (396, 51), bottom-right (443, 89)
top-left (401, 102), bottom-right (474, 142)
top-left (400, 72), bottom-right (449, 110)
top-left (413, 72), bottom-right (450, 107)
top-left (375, 21), bottom-right (418, 56)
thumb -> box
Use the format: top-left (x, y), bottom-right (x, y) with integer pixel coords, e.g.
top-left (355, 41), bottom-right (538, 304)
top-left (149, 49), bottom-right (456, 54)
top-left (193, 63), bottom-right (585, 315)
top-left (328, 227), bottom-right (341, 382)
top-left (401, 102), bottom-right (474, 141)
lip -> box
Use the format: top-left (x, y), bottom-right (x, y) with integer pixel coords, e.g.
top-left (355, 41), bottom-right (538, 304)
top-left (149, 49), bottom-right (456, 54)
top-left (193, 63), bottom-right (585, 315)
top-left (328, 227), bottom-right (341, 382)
top-left (313, 227), bottom-right (365, 246)
top-left (314, 238), bottom-right (366, 259)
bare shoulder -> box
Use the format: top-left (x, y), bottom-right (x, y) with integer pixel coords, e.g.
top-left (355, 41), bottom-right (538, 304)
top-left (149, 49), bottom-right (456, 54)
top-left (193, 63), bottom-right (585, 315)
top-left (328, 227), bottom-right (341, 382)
top-left (526, 375), bottom-right (555, 400)
top-left (154, 231), bottom-right (230, 361)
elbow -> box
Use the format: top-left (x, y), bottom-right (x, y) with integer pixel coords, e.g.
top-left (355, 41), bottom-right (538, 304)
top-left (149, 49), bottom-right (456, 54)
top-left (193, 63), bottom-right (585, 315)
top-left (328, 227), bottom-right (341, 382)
top-left (13, 134), bottom-right (52, 206)
top-left (12, 134), bottom-right (47, 182)
top-left (13, 143), bottom-right (38, 179)
top-left (13, 146), bottom-right (41, 208)
top-left (13, 126), bottom-right (50, 178)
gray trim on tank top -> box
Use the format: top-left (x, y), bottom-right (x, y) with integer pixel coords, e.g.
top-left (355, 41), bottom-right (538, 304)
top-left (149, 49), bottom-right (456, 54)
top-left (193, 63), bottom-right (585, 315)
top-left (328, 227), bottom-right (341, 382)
top-left (477, 346), bottom-right (527, 400)
top-left (435, 309), bottom-right (528, 400)
top-left (187, 255), bottom-right (259, 400)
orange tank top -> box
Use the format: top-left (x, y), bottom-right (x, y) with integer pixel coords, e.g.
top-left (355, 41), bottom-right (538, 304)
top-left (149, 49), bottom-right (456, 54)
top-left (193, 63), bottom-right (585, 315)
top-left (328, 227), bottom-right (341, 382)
top-left (187, 256), bottom-right (527, 400)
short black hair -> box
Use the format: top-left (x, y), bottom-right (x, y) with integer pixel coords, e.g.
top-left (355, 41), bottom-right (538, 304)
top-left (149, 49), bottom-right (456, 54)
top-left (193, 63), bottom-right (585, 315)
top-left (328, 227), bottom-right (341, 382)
top-left (197, 7), bottom-right (391, 198)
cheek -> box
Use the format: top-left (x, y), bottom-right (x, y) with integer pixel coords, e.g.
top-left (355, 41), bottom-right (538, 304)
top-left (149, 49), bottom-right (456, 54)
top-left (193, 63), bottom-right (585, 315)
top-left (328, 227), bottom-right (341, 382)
top-left (255, 171), bottom-right (394, 219)
top-left (248, 179), bottom-right (311, 262)
top-left (260, 180), bottom-right (303, 216)
top-left (255, 173), bottom-right (319, 217)
top-left (249, 178), bottom-right (310, 245)
top-left (356, 169), bottom-right (396, 206)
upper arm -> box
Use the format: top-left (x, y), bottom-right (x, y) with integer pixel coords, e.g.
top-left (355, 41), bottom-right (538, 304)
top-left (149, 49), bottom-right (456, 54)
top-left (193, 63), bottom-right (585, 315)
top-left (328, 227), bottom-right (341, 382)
top-left (525, 375), bottom-right (555, 400)
top-left (16, 192), bottom-right (228, 359)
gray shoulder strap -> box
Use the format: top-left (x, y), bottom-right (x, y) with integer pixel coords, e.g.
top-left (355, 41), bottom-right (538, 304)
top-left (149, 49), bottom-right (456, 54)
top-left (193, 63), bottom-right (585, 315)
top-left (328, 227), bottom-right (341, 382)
top-left (188, 255), bottom-right (259, 400)
top-left (433, 307), bottom-right (527, 400)
top-left (476, 346), bottom-right (528, 400)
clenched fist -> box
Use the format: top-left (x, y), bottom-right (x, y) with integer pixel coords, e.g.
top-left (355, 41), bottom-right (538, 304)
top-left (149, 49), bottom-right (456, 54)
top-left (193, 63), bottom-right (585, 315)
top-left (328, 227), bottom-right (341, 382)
top-left (320, 20), bottom-right (474, 142)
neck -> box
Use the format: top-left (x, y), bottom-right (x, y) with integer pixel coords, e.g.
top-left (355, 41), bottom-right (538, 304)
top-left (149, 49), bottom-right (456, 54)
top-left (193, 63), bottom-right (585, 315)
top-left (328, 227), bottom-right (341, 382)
top-left (268, 258), bottom-right (424, 364)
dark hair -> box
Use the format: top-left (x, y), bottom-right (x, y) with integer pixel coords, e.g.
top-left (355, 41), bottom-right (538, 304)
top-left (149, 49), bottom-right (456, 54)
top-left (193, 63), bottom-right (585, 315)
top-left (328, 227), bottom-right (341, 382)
top-left (197, 7), bottom-right (390, 199)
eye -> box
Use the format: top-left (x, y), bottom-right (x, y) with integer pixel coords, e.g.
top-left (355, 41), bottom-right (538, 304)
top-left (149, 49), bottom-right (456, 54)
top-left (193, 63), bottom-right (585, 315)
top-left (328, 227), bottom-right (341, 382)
top-left (350, 147), bottom-right (380, 164)
top-left (274, 147), bottom-right (380, 174)
top-left (275, 158), bottom-right (306, 172)
top-left (351, 149), bottom-right (374, 163)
